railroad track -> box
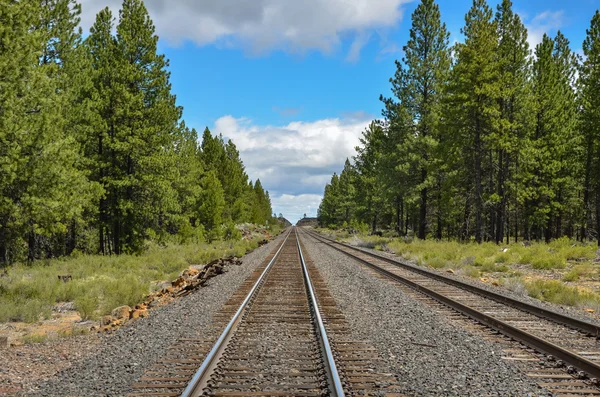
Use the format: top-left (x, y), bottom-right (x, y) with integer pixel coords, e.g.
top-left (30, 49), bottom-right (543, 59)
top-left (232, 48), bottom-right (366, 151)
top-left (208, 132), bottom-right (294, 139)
top-left (304, 228), bottom-right (600, 396)
top-left (129, 228), bottom-right (402, 397)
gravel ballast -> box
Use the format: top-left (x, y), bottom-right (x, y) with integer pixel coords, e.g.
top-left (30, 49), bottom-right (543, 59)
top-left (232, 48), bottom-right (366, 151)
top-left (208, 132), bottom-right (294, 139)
top-left (21, 233), bottom-right (286, 397)
top-left (301, 232), bottom-right (551, 396)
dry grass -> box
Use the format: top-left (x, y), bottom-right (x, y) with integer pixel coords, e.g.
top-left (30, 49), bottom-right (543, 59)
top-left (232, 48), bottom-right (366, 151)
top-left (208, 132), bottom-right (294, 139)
top-left (329, 230), bottom-right (600, 309)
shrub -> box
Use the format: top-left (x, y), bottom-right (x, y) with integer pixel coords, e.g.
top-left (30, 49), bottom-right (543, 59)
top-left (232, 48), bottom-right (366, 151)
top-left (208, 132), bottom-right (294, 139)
top-left (524, 279), bottom-right (600, 307)
top-left (75, 294), bottom-right (97, 320)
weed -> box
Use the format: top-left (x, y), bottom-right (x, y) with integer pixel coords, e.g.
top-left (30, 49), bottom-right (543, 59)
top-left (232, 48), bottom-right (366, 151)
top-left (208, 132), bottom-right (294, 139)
top-left (524, 279), bottom-right (600, 307)
top-left (562, 264), bottom-right (595, 282)
top-left (21, 333), bottom-right (47, 344)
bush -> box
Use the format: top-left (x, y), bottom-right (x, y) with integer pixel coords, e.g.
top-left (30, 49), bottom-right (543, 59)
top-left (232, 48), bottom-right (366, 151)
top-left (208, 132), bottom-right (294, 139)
top-left (524, 279), bottom-right (600, 307)
top-left (75, 294), bottom-right (97, 320)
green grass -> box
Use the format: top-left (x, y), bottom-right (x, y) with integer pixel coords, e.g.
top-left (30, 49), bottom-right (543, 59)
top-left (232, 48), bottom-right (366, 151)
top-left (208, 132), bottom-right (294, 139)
top-left (0, 237), bottom-right (264, 323)
top-left (332, 230), bottom-right (600, 309)
top-left (523, 279), bottom-right (600, 307)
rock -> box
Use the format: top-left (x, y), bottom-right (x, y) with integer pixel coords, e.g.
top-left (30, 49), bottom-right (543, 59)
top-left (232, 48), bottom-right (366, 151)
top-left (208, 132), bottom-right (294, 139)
top-left (53, 301), bottom-right (76, 313)
top-left (130, 309), bottom-right (148, 320)
top-left (10, 340), bottom-right (24, 347)
top-left (585, 308), bottom-right (595, 313)
top-left (171, 277), bottom-right (185, 288)
top-left (491, 280), bottom-right (500, 286)
top-left (446, 269), bottom-right (455, 274)
top-left (153, 280), bottom-right (171, 291)
top-left (0, 336), bottom-right (7, 349)
top-left (111, 305), bottom-right (131, 320)
top-left (102, 315), bottom-right (113, 326)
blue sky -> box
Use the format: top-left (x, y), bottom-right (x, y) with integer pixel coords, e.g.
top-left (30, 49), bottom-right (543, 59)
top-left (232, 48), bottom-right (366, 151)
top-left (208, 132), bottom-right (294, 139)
top-left (80, 0), bottom-right (599, 224)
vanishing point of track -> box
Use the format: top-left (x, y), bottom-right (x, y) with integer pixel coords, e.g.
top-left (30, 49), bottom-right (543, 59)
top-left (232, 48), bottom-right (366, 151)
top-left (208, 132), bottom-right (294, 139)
top-left (306, 229), bottom-right (600, 396)
top-left (128, 227), bottom-right (402, 397)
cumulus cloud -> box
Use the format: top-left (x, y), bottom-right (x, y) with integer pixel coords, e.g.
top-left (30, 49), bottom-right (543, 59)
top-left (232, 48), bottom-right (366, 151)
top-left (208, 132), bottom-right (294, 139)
top-left (271, 194), bottom-right (323, 224)
top-left (525, 10), bottom-right (565, 51)
top-left (79, 0), bottom-right (412, 58)
top-left (212, 114), bottom-right (372, 222)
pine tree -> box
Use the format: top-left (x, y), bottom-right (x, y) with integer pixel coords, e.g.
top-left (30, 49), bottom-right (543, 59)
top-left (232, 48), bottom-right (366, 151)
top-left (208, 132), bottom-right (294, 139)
top-left (85, 7), bottom-right (116, 254)
top-left (526, 33), bottom-right (579, 241)
top-left (383, 0), bottom-right (451, 239)
top-left (493, 0), bottom-right (533, 243)
top-left (318, 174), bottom-right (341, 227)
top-left (199, 171), bottom-right (225, 242)
top-left (353, 122), bottom-right (386, 232)
top-left (85, 0), bottom-right (181, 253)
top-left (0, 0), bottom-right (94, 263)
top-left (581, 11), bottom-right (600, 246)
top-left (446, 0), bottom-right (500, 243)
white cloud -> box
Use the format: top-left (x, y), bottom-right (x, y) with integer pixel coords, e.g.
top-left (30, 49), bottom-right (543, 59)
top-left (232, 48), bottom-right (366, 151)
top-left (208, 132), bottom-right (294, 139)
top-left (525, 10), bottom-right (565, 51)
top-left (79, 0), bottom-right (412, 58)
top-left (346, 31), bottom-right (372, 62)
top-left (212, 114), bottom-right (372, 222)
top-left (271, 194), bottom-right (323, 225)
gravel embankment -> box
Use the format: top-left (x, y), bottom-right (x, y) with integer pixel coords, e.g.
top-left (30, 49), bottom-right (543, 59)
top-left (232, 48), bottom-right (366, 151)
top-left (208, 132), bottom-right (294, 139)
top-left (302, 233), bottom-right (551, 397)
top-left (21, 233), bottom-right (286, 397)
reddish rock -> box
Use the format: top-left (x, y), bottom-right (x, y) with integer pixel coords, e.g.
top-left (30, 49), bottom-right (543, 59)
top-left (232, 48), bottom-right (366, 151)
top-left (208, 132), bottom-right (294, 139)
top-left (130, 309), bottom-right (148, 320)
top-left (172, 277), bottom-right (185, 288)
top-left (111, 305), bottom-right (131, 320)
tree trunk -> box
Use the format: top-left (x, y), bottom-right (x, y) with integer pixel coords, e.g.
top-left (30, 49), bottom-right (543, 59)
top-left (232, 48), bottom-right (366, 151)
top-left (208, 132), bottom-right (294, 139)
top-left (475, 117), bottom-right (483, 243)
top-left (583, 141), bottom-right (593, 241)
top-left (27, 226), bottom-right (36, 263)
top-left (418, 169), bottom-right (427, 240)
top-left (596, 187), bottom-right (600, 248)
top-left (495, 149), bottom-right (505, 244)
top-left (396, 196), bottom-right (402, 234)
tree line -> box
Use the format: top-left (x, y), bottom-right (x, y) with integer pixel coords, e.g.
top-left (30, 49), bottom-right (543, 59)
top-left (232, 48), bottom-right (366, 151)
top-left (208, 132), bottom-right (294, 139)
top-left (318, 0), bottom-right (600, 247)
top-left (0, 0), bottom-right (274, 264)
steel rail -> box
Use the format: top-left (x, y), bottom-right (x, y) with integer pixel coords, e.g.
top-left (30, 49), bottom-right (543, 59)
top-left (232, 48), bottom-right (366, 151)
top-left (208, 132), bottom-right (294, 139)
top-left (309, 230), bottom-right (600, 337)
top-left (306, 229), bottom-right (600, 381)
top-left (296, 231), bottom-right (346, 397)
top-left (181, 228), bottom-right (292, 397)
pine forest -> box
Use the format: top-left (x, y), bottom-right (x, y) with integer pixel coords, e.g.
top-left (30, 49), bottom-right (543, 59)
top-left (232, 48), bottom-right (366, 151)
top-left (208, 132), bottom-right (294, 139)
top-left (318, 0), bottom-right (600, 247)
top-left (0, 0), bottom-right (275, 265)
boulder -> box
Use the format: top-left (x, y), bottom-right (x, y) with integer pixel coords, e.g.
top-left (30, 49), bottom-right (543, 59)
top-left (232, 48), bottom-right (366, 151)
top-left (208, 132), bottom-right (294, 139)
top-left (101, 315), bottom-right (112, 326)
top-left (111, 305), bottom-right (132, 320)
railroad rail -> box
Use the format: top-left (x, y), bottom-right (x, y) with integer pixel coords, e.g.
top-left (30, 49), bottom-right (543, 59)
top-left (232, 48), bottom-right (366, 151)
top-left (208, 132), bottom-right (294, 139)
top-left (305, 228), bottom-right (600, 396)
top-left (128, 228), bottom-right (402, 397)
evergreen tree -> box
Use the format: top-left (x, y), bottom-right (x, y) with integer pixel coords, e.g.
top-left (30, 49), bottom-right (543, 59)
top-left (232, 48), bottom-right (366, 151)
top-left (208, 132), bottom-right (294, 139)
top-left (581, 11), bottom-right (600, 246)
top-left (493, 0), bottom-right (533, 243)
top-left (0, 0), bottom-right (93, 263)
top-left (198, 171), bottom-right (225, 242)
top-left (383, 0), bottom-right (451, 239)
top-left (446, 0), bottom-right (500, 243)
top-left (526, 33), bottom-right (579, 241)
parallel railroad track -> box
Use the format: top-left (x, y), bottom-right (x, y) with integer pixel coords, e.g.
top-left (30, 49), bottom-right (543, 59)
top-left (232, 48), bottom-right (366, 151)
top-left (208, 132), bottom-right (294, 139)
top-left (305, 229), bottom-right (600, 397)
top-left (128, 228), bottom-right (403, 397)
